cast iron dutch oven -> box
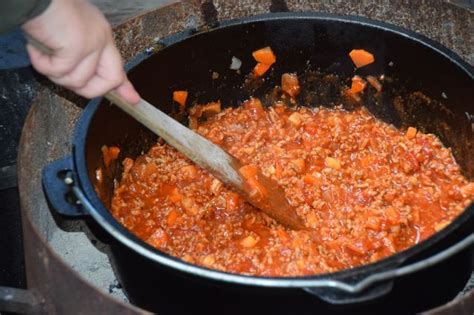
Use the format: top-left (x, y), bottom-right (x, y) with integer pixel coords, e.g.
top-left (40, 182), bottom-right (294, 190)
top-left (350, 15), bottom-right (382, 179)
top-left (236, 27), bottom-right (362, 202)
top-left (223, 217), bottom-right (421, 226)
top-left (42, 13), bottom-right (474, 314)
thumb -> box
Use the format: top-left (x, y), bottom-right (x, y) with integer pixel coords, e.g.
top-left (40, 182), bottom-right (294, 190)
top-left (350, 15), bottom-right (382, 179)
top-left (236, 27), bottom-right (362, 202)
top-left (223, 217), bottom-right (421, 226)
top-left (115, 78), bottom-right (141, 105)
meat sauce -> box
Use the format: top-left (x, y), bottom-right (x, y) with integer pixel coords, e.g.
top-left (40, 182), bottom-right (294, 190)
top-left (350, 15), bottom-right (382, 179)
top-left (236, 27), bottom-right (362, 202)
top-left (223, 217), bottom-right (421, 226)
top-left (111, 101), bottom-right (474, 276)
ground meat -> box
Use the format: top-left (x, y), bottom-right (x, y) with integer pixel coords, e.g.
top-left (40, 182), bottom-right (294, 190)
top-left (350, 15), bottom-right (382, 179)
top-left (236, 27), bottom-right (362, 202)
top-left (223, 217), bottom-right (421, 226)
top-left (111, 103), bottom-right (474, 277)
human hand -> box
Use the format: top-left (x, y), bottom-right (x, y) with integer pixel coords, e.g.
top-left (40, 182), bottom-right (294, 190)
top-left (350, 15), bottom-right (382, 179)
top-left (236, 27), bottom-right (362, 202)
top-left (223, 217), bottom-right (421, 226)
top-left (21, 0), bottom-right (140, 104)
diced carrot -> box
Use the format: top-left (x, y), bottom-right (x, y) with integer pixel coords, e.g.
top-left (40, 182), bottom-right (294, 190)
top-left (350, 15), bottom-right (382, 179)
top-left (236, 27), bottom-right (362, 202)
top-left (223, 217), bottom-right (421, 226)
top-left (275, 163), bottom-right (283, 179)
top-left (167, 210), bottom-right (180, 226)
top-left (385, 206), bottom-right (400, 225)
top-left (281, 73), bottom-right (300, 97)
top-left (350, 75), bottom-right (367, 94)
top-left (239, 164), bottom-right (259, 179)
top-left (304, 123), bottom-right (318, 135)
top-left (406, 127), bottom-right (417, 139)
top-left (276, 229), bottom-right (289, 242)
top-left (345, 242), bottom-right (366, 256)
top-left (241, 235), bottom-right (258, 248)
top-left (252, 46), bottom-right (276, 65)
top-left (238, 165), bottom-right (267, 199)
top-left (254, 62), bottom-right (271, 76)
top-left (275, 105), bottom-right (286, 114)
top-left (366, 75), bottom-right (382, 92)
top-left (101, 145), bottom-right (120, 167)
top-left (326, 239), bottom-right (341, 251)
top-left (434, 220), bottom-right (449, 232)
top-left (344, 88), bottom-right (361, 102)
top-left (306, 212), bottom-right (318, 227)
top-left (173, 90), bottom-right (188, 107)
top-left (169, 187), bottom-right (183, 203)
top-left (303, 174), bottom-right (319, 185)
top-left (246, 177), bottom-right (268, 199)
top-left (109, 146), bottom-right (120, 159)
top-left (325, 157), bottom-right (341, 170)
top-left (202, 255), bottom-right (215, 267)
top-left (349, 49), bottom-right (375, 68)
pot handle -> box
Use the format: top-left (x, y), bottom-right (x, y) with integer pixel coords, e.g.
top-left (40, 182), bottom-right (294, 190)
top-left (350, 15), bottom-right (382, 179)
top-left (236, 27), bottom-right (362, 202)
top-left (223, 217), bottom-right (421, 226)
top-left (304, 233), bottom-right (474, 304)
top-left (42, 156), bottom-right (87, 216)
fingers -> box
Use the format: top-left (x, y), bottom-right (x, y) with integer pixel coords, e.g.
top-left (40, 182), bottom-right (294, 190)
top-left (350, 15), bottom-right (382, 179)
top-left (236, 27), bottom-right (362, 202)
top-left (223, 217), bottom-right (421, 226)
top-left (26, 43), bottom-right (81, 78)
top-left (28, 35), bottom-right (140, 103)
top-left (115, 79), bottom-right (141, 105)
top-left (73, 44), bottom-right (140, 103)
top-left (50, 51), bottom-right (101, 89)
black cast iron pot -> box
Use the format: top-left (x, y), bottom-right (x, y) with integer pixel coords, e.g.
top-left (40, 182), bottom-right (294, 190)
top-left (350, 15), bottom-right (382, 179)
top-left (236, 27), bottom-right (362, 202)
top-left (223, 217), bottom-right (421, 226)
top-left (42, 13), bottom-right (474, 314)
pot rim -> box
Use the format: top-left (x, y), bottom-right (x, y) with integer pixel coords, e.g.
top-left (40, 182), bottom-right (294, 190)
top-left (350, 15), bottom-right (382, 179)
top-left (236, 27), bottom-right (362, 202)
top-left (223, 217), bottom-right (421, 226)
top-left (72, 12), bottom-right (474, 288)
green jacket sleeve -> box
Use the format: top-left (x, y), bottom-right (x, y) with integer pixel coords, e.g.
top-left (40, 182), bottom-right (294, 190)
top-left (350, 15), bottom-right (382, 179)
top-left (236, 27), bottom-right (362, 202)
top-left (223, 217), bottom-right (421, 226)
top-left (0, 0), bottom-right (51, 34)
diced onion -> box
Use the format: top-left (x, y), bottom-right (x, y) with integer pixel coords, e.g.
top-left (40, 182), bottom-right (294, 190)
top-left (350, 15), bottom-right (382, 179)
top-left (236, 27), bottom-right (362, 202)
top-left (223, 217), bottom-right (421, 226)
top-left (230, 56), bottom-right (242, 70)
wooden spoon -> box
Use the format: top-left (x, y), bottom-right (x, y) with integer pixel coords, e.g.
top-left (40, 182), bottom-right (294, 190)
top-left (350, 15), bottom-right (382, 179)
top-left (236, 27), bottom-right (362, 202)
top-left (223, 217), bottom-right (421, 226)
top-left (26, 35), bottom-right (306, 230)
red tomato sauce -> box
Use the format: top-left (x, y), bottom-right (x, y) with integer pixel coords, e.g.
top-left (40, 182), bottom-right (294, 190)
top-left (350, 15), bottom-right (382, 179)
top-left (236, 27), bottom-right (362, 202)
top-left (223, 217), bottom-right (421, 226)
top-left (111, 103), bottom-right (474, 276)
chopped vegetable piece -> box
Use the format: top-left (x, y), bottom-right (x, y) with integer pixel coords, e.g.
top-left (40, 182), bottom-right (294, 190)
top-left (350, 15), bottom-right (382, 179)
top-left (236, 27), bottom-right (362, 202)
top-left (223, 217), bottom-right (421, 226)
top-left (181, 165), bottom-right (198, 179)
top-left (168, 187), bottom-right (183, 203)
top-left (239, 164), bottom-right (258, 179)
top-left (239, 164), bottom-right (267, 199)
top-left (167, 210), bottom-right (180, 226)
top-left (243, 97), bottom-right (265, 118)
top-left (189, 101), bottom-right (222, 119)
top-left (350, 75), bottom-right (367, 94)
top-left (281, 73), bottom-right (300, 97)
top-left (434, 221), bottom-right (449, 232)
top-left (325, 157), bottom-right (341, 170)
top-left (252, 46), bottom-right (276, 65)
top-left (241, 235), bottom-right (258, 248)
top-left (290, 159), bottom-right (305, 173)
top-left (202, 255), bottom-right (215, 267)
top-left (147, 229), bottom-right (168, 248)
top-left (102, 145), bottom-right (120, 167)
top-left (366, 75), bottom-right (382, 92)
top-left (202, 101), bottom-right (221, 116)
top-left (230, 56), bottom-right (242, 70)
top-left (173, 90), bottom-right (188, 107)
top-left (304, 174), bottom-right (320, 185)
top-left (406, 127), bottom-right (417, 139)
top-left (288, 112), bottom-right (303, 127)
top-left (181, 197), bottom-right (198, 216)
top-left (254, 62), bottom-right (271, 76)
top-left (349, 49), bottom-right (375, 68)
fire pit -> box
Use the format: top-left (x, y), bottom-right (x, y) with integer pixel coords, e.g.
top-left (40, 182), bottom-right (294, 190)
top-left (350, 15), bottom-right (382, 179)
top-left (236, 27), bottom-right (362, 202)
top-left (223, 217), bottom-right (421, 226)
top-left (1, 1), bottom-right (472, 314)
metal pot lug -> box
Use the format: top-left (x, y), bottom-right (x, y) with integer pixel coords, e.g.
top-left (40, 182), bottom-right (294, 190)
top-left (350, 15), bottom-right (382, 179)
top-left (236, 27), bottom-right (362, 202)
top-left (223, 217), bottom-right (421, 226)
top-left (303, 281), bottom-right (394, 304)
top-left (42, 156), bottom-right (87, 216)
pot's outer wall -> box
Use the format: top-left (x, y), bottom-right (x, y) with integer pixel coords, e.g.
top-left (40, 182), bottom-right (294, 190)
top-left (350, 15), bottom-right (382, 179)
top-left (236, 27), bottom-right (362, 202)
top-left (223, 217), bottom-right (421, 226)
top-left (17, 0), bottom-right (473, 314)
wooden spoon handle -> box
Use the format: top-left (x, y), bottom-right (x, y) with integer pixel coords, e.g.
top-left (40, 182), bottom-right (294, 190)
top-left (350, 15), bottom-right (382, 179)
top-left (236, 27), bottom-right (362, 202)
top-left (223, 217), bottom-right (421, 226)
top-left (105, 91), bottom-right (245, 190)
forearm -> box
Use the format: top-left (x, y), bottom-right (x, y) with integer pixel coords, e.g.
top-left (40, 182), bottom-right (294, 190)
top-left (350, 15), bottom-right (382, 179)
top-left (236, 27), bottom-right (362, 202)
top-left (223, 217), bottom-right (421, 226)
top-left (0, 0), bottom-right (51, 34)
